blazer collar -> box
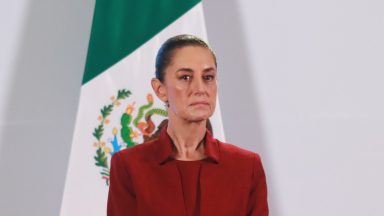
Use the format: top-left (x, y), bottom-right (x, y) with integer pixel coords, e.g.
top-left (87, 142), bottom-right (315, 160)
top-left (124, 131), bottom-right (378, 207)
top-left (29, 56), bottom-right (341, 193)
top-left (156, 125), bottom-right (220, 165)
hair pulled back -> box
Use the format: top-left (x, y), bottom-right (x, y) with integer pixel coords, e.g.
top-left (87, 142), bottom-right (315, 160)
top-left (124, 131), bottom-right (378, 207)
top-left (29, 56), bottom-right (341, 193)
top-left (155, 34), bottom-right (217, 82)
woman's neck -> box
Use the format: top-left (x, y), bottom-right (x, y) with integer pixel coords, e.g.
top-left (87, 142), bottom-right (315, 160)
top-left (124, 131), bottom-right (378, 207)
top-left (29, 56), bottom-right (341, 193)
top-left (166, 116), bottom-right (207, 161)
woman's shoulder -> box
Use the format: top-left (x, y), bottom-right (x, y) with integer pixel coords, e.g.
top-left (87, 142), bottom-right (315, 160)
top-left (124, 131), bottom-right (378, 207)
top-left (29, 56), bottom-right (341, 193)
top-left (215, 139), bottom-right (262, 162)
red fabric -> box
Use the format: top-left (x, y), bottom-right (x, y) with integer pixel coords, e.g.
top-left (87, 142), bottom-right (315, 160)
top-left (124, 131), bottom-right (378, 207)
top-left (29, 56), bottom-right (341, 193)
top-left (107, 127), bottom-right (269, 216)
top-left (176, 159), bottom-right (204, 216)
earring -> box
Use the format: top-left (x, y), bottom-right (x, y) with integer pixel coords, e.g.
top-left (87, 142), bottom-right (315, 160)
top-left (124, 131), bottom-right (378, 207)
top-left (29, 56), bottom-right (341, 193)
top-left (164, 101), bottom-right (169, 108)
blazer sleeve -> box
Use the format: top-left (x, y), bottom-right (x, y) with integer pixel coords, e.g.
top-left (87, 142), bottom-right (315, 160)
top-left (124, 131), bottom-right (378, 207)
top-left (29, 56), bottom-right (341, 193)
top-left (107, 151), bottom-right (137, 216)
top-left (247, 153), bottom-right (269, 216)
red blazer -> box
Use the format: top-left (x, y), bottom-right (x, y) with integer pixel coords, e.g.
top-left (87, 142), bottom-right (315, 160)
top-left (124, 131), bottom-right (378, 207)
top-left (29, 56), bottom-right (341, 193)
top-left (107, 127), bottom-right (269, 216)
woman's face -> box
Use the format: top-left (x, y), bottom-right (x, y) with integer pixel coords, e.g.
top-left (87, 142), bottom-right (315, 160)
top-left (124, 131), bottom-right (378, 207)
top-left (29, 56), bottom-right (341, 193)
top-left (155, 46), bottom-right (217, 122)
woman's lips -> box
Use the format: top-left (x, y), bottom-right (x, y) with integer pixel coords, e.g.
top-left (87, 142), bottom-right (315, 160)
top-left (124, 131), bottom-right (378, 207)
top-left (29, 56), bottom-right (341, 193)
top-left (190, 101), bottom-right (209, 106)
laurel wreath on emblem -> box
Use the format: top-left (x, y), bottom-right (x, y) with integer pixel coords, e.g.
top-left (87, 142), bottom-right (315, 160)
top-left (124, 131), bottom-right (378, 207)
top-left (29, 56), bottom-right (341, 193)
top-left (92, 89), bottom-right (168, 185)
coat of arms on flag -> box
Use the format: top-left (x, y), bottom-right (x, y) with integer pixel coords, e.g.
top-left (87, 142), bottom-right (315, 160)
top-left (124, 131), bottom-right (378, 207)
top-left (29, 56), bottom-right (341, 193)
top-left (92, 89), bottom-right (167, 185)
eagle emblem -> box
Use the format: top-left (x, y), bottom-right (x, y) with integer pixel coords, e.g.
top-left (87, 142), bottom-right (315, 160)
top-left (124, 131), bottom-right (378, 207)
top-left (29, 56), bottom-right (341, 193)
top-left (92, 89), bottom-right (167, 185)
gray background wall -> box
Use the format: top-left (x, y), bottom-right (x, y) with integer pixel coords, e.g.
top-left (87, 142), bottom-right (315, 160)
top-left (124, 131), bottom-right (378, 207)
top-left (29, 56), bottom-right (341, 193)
top-left (0, 1), bottom-right (94, 215)
top-left (1, 0), bottom-right (384, 215)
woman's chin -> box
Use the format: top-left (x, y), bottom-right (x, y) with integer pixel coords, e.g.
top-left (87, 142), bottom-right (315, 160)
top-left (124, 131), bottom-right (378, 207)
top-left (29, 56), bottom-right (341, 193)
top-left (185, 112), bottom-right (213, 122)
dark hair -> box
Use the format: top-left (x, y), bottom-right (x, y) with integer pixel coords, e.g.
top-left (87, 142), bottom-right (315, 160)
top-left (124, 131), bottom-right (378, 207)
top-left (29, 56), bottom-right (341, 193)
top-left (155, 34), bottom-right (217, 82)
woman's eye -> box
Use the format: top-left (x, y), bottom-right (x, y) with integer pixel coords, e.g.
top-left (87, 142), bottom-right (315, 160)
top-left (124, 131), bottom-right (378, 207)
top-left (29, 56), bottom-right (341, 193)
top-left (203, 75), bottom-right (215, 81)
top-left (180, 75), bottom-right (191, 81)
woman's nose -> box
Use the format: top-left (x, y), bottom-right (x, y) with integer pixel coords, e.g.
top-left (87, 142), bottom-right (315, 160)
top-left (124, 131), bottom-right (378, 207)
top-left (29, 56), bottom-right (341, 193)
top-left (191, 77), bottom-right (206, 94)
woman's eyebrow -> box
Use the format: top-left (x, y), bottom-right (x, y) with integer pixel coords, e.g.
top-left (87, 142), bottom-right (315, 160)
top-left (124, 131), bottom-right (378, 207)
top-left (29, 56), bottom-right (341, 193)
top-left (203, 67), bottom-right (216, 73)
top-left (176, 67), bottom-right (216, 73)
top-left (176, 68), bottom-right (194, 73)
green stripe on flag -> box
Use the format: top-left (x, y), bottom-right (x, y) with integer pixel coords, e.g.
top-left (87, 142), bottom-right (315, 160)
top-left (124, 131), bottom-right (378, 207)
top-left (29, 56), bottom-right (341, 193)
top-left (82, 0), bottom-right (201, 84)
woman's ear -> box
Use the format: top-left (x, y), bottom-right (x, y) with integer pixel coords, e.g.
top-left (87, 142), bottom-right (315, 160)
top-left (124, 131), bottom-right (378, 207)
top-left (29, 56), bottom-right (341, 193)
top-left (151, 78), bottom-right (168, 103)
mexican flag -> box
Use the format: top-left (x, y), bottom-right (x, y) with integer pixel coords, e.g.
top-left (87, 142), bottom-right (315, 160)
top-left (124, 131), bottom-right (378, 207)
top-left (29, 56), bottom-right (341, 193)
top-left (60, 0), bottom-right (225, 215)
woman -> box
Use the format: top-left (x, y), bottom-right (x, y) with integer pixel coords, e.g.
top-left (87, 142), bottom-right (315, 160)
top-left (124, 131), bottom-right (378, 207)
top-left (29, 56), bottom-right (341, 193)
top-left (107, 35), bottom-right (268, 216)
